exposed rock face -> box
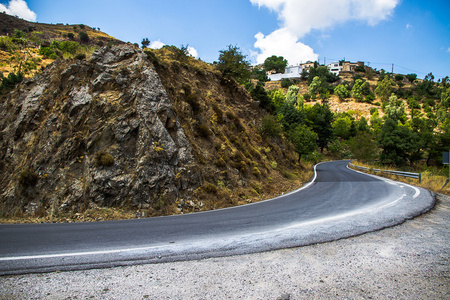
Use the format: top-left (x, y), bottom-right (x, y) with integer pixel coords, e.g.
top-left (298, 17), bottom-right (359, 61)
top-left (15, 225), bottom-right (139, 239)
top-left (0, 45), bottom-right (201, 216)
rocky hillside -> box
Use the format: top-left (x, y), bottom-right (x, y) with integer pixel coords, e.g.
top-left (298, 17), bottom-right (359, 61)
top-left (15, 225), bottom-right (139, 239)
top-left (0, 45), bottom-right (307, 222)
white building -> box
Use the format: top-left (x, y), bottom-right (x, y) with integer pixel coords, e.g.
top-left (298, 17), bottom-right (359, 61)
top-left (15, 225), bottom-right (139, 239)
top-left (327, 62), bottom-right (342, 75)
top-left (268, 65), bottom-right (303, 81)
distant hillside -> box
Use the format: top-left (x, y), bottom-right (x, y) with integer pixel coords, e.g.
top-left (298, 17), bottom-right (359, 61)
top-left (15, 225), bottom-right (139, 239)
top-left (0, 13), bottom-right (123, 78)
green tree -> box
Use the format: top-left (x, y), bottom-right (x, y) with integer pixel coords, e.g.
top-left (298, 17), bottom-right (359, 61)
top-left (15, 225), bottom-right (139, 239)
top-left (250, 81), bottom-right (274, 111)
top-left (78, 31), bottom-right (89, 43)
top-left (384, 94), bottom-right (406, 123)
top-left (268, 89), bottom-right (285, 110)
top-left (378, 118), bottom-right (421, 165)
top-left (263, 55), bottom-right (287, 73)
top-left (334, 84), bottom-right (350, 101)
top-left (278, 101), bottom-right (304, 131)
top-left (333, 115), bottom-right (353, 140)
top-left (308, 76), bottom-right (322, 96)
top-left (141, 37), bottom-right (150, 48)
top-left (260, 114), bottom-right (283, 139)
top-left (287, 124), bottom-right (318, 162)
top-left (285, 85), bottom-right (300, 103)
top-left (375, 76), bottom-right (395, 102)
top-left (306, 103), bottom-right (334, 152)
top-left (405, 73), bottom-right (417, 83)
top-left (216, 45), bottom-right (251, 84)
top-left (351, 79), bottom-right (367, 102)
top-left (349, 132), bottom-right (378, 162)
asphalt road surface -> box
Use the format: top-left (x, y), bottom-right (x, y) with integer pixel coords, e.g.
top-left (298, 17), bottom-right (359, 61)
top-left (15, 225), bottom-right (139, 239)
top-left (0, 160), bottom-right (435, 275)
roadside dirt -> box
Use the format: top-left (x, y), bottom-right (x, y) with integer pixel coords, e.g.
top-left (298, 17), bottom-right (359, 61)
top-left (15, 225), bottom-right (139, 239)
top-left (1, 194), bottom-right (448, 299)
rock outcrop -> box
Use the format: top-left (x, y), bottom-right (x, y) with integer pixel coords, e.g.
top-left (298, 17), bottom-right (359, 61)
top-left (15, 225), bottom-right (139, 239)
top-left (0, 45), bottom-right (201, 217)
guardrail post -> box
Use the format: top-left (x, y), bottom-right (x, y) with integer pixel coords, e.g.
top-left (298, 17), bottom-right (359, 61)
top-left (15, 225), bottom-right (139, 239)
top-left (419, 173), bottom-right (421, 184)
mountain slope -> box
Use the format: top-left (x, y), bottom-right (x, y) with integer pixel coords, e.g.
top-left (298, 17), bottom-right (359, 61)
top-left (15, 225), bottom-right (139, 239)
top-left (0, 45), bottom-right (307, 222)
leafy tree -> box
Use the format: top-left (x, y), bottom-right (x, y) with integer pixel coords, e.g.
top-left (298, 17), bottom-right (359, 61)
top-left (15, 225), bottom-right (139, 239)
top-left (141, 37), bottom-right (150, 48)
top-left (308, 76), bottom-right (322, 96)
top-left (251, 67), bottom-right (269, 82)
top-left (356, 117), bottom-right (370, 133)
top-left (216, 45), bottom-right (251, 84)
top-left (268, 89), bottom-right (285, 110)
top-left (384, 94), bottom-right (407, 124)
top-left (349, 132), bottom-right (378, 162)
top-left (334, 84), bottom-right (350, 101)
top-left (306, 103), bottom-right (334, 152)
top-left (375, 76), bottom-right (395, 102)
top-left (285, 85), bottom-right (300, 103)
top-left (250, 81), bottom-right (274, 111)
top-left (351, 79), bottom-right (367, 102)
top-left (263, 55), bottom-right (287, 73)
top-left (395, 74), bottom-right (404, 82)
top-left (287, 124), bottom-right (318, 162)
top-left (281, 78), bottom-right (293, 88)
top-left (278, 101), bottom-right (304, 131)
top-left (260, 114), bottom-right (283, 139)
top-left (333, 115), bottom-right (354, 140)
top-left (0, 71), bottom-right (23, 93)
top-left (405, 73), bottom-right (417, 83)
top-left (370, 109), bottom-right (383, 136)
top-left (378, 118), bottom-right (421, 165)
top-left (78, 31), bottom-right (89, 43)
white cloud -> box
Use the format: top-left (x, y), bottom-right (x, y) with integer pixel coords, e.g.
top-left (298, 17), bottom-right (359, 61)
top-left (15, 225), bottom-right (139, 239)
top-left (251, 0), bottom-right (400, 64)
top-left (149, 40), bottom-right (165, 49)
top-left (0, 0), bottom-right (36, 22)
top-left (406, 23), bottom-right (412, 30)
top-left (447, 47), bottom-right (450, 53)
top-left (187, 46), bottom-right (198, 58)
top-left (253, 28), bottom-right (318, 64)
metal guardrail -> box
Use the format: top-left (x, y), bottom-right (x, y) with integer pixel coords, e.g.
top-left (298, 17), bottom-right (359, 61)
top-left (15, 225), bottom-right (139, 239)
top-left (349, 163), bottom-right (421, 183)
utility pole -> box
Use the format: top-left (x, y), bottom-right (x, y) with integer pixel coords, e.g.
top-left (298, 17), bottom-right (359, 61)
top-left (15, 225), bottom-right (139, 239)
top-left (392, 63), bottom-right (394, 74)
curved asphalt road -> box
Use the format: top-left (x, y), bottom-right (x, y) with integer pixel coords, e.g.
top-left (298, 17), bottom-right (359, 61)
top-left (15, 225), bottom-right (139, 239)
top-left (0, 160), bottom-right (434, 275)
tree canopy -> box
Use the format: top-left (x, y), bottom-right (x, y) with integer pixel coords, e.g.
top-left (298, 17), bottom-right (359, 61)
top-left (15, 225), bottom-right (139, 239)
top-left (216, 45), bottom-right (251, 84)
top-left (263, 55), bottom-right (287, 73)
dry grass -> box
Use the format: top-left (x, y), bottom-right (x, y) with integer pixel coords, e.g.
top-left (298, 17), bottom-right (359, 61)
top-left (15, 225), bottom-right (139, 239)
top-left (350, 161), bottom-right (450, 196)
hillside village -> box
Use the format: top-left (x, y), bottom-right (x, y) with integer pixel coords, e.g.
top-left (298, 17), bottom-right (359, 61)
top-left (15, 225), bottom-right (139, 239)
top-left (0, 14), bottom-right (449, 223)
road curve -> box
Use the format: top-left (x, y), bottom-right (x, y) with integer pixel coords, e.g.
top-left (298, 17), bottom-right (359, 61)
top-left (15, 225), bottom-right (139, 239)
top-left (0, 160), bottom-right (435, 275)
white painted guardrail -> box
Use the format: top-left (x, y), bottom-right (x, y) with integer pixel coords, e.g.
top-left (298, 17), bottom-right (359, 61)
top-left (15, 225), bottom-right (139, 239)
top-left (349, 162), bottom-right (421, 183)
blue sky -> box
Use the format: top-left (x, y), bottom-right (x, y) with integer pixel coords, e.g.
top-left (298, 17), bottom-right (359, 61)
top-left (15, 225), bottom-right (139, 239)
top-left (2, 0), bottom-right (449, 80)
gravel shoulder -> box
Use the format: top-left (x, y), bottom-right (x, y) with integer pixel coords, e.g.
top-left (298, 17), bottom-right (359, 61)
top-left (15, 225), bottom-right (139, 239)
top-left (1, 194), bottom-right (449, 299)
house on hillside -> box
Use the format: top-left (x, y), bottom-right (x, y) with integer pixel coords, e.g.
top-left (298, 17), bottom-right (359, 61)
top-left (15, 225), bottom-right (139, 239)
top-left (327, 62), bottom-right (342, 75)
top-left (300, 62), bottom-right (315, 72)
top-left (327, 61), bottom-right (365, 75)
top-left (268, 64), bottom-right (303, 81)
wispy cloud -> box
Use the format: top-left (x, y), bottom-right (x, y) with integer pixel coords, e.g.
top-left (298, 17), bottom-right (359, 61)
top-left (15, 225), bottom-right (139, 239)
top-left (406, 23), bottom-right (412, 30)
top-left (0, 0), bottom-right (36, 22)
top-left (251, 0), bottom-right (400, 64)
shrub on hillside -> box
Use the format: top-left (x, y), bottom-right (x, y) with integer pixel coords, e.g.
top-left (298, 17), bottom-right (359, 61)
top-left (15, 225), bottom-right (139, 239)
top-left (94, 151), bottom-right (114, 167)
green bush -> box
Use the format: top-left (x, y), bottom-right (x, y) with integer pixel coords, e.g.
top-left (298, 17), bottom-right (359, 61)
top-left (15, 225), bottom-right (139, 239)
top-left (281, 78), bottom-right (292, 88)
top-left (260, 114), bottom-right (282, 139)
top-left (203, 182), bottom-right (218, 194)
top-left (18, 169), bottom-right (38, 187)
top-left (94, 151), bottom-right (114, 167)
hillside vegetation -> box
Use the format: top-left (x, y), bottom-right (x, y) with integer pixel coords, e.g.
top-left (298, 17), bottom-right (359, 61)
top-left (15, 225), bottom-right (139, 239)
top-left (0, 15), bottom-right (448, 222)
top-left (0, 17), bottom-right (309, 223)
